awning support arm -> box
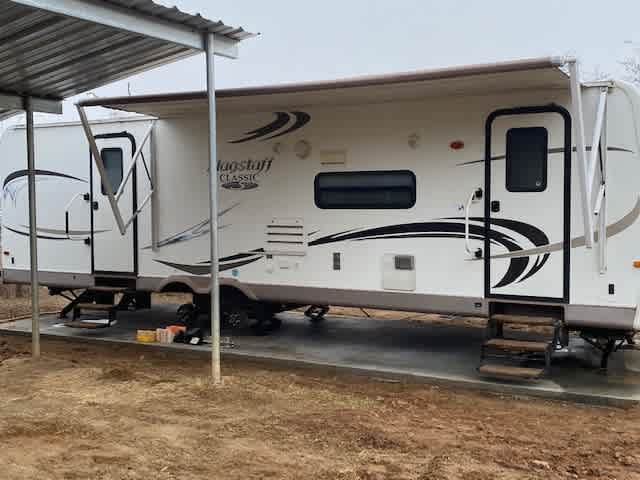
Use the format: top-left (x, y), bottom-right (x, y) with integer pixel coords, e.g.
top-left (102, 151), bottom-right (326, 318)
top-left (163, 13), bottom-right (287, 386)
top-left (76, 105), bottom-right (155, 236)
top-left (76, 105), bottom-right (126, 234)
top-left (116, 120), bottom-right (155, 201)
top-left (568, 60), bottom-right (594, 249)
top-left (588, 88), bottom-right (608, 195)
top-left (596, 89), bottom-right (609, 274)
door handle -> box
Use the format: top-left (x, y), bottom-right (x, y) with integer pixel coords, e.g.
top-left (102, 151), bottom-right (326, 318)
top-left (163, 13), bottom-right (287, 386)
top-left (464, 187), bottom-right (483, 259)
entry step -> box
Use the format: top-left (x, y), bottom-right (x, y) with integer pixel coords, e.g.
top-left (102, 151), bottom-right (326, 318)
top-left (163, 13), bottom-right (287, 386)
top-left (484, 338), bottom-right (549, 353)
top-left (64, 320), bottom-right (111, 329)
top-left (76, 303), bottom-right (114, 311)
top-left (492, 314), bottom-right (557, 327)
top-left (621, 343), bottom-right (640, 351)
top-left (478, 364), bottom-right (545, 380)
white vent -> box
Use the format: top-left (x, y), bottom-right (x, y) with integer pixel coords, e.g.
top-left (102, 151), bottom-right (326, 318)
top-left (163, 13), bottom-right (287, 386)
top-left (265, 218), bottom-right (307, 256)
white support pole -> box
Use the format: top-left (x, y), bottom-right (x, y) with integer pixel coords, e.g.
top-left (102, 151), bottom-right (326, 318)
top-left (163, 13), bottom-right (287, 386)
top-left (25, 97), bottom-right (40, 358)
top-left (587, 88), bottom-right (608, 194)
top-left (568, 61), bottom-right (594, 248)
top-left (206, 32), bottom-right (221, 384)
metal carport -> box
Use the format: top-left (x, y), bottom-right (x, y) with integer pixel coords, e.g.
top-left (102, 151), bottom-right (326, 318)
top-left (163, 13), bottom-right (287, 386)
top-left (0, 0), bottom-right (256, 383)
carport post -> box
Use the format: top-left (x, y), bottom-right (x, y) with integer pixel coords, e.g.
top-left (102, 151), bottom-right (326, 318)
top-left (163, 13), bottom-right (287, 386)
top-left (25, 97), bottom-right (40, 358)
top-left (205, 32), bottom-right (221, 384)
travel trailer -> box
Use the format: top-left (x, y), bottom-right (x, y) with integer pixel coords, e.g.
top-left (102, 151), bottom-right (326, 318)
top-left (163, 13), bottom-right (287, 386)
top-left (1, 57), bottom-right (639, 379)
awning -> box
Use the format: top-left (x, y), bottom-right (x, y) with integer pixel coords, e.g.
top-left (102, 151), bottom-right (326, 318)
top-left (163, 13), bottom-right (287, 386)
top-left (0, 0), bottom-right (255, 120)
top-left (79, 56), bottom-right (572, 116)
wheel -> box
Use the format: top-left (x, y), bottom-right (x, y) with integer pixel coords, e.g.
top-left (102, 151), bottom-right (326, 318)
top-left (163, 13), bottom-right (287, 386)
top-left (269, 316), bottom-right (283, 330)
top-left (558, 326), bottom-right (570, 348)
top-left (250, 303), bottom-right (282, 336)
top-left (222, 303), bottom-right (250, 329)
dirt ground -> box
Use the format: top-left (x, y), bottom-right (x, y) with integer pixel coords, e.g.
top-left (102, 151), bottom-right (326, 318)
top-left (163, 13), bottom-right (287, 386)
top-left (0, 335), bottom-right (638, 480)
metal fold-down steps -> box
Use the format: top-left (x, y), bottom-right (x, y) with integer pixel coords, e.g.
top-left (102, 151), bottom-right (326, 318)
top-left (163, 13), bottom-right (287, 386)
top-left (478, 305), bottom-right (566, 381)
top-left (478, 364), bottom-right (545, 380)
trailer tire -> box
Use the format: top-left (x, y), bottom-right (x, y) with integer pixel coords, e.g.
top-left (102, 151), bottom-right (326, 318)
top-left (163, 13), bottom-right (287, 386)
top-left (251, 303), bottom-right (282, 336)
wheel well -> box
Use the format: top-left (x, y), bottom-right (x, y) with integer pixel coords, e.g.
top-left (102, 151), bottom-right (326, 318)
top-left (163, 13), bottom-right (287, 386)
top-left (159, 282), bottom-right (194, 294)
top-left (220, 285), bottom-right (250, 305)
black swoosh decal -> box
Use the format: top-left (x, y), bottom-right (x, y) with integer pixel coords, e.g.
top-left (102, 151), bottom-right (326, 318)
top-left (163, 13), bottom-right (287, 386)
top-left (5, 226), bottom-right (68, 241)
top-left (214, 249), bottom-right (265, 263)
top-left (155, 257), bottom-right (261, 275)
top-left (229, 112), bottom-right (291, 144)
top-left (457, 146), bottom-right (633, 166)
top-left (518, 254), bottom-right (550, 283)
top-left (260, 111), bottom-right (311, 141)
top-left (309, 221), bottom-right (526, 288)
top-left (310, 222), bottom-right (515, 247)
top-left (3, 169), bottom-right (85, 188)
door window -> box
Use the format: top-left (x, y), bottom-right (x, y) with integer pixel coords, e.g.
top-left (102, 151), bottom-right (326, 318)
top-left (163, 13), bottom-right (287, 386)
top-left (505, 127), bottom-right (548, 192)
top-left (100, 148), bottom-right (123, 195)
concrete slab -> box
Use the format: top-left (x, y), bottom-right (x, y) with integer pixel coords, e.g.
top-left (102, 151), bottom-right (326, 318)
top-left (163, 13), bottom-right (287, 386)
top-left (1, 306), bottom-right (639, 406)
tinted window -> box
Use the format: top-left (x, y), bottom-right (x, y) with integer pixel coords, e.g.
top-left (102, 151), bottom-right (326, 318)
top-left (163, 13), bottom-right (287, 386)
top-left (315, 170), bottom-right (416, 209)
top-left (101, 148), bottom-right (123, 195)
top-left (505, 127), bottom-right (548, 192)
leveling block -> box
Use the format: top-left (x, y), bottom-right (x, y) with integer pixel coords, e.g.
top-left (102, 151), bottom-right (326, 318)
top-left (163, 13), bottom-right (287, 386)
top-left (64, 318), bottom-right (113, 329)
top-left (134, 328), bottom-right (234, 348)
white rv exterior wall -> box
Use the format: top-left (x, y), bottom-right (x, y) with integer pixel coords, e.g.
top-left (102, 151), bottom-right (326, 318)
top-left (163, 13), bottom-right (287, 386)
top-left (2, 84), bottom-right (640, 329)
top-left (0, 119), bottom-right (151, 280)
top-left (140, 86), bottom-right (640, 313)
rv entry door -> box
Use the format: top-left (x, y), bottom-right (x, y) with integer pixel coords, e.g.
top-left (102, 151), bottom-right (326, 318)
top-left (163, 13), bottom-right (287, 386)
top-left (485, 106), bottom-right (570, 302)
top-left (90, 133), bottom-right (136, 275)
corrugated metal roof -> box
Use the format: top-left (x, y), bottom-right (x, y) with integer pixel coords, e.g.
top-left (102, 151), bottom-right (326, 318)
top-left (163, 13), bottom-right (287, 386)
top-left (0, 0), bottom-right (255, 119)
top-left (102, 0), bottom-right (254, 41)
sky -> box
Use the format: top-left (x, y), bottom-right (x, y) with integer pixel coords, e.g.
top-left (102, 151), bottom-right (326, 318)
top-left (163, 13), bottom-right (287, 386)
top-left (3, 0), bottom-right (640, 126)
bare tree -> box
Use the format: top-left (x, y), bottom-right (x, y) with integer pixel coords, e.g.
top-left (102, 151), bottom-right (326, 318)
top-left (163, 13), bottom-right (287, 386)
top-left (621, 56), bottom-right (640, 84)
top-left (584, 65), bottom-right (610, 82)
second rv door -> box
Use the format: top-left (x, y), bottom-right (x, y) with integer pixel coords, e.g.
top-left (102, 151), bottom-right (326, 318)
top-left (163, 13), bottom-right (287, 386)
top-left (485, 106), bottom-right (571, 302)
top-left (90, 133), bottom-right (136, 274)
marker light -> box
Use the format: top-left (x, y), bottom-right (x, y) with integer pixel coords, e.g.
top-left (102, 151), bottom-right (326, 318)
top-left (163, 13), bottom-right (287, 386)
top-left (634, 260), bottom-right (640, 268)
top-left (450, 140), bottom-right (465, 150)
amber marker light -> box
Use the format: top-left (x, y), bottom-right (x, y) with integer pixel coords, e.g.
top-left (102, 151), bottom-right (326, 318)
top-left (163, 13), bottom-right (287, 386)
top-left (634, 260), bottom-right (640, 268)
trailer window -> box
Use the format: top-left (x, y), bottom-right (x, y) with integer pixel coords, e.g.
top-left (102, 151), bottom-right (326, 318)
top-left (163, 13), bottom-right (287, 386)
top-left (505, 127), bottom-right (548, 192)
top-left (314, 170), bottom-right (416, 209)
top-left (100, 148), bottom-right (123, 195)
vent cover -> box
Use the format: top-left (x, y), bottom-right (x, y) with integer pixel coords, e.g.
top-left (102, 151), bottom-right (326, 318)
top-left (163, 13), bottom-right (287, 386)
top-left (265, 218), bottom-right (307, 255)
